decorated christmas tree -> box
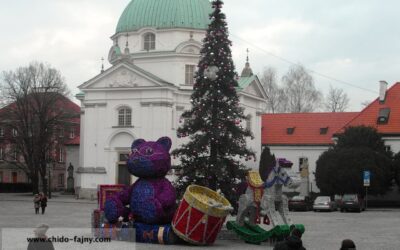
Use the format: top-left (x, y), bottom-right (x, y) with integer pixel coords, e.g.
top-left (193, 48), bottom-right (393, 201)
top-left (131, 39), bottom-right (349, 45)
top-left (173, 0), bottom-right (255, 207)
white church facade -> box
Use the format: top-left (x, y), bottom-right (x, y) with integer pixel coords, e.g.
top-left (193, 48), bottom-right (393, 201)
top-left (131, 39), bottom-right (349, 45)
top-left (76, 0), bottom-right (267, 198)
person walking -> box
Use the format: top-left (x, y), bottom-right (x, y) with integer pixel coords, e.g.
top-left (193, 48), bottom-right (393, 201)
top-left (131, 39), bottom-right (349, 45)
top-left (340, 239), bottom-right (356, 250)
top-left (40, 192), bottom-right (48, 214)
top-left (273, 228), bottom-right (306, 250)
top-left (33, 194), bottom-right (41, 214)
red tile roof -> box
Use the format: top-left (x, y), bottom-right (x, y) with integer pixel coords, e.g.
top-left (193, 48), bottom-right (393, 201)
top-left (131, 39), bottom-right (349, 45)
top-left (338, 82), bottom-right (400, 135)
top-left (262, 112), bottom-right (358, 146)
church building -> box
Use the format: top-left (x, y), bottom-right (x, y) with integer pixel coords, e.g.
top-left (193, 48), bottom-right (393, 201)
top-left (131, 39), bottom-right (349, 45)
top-left (76, 0), bottom-right (267, 198)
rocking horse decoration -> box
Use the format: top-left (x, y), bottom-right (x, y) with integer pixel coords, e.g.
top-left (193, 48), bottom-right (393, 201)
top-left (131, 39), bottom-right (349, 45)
top-left (236, 157), bottom-right (299, 228)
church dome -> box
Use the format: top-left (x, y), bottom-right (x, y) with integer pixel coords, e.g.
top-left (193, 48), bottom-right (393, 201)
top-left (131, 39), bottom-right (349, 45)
top-left (116, 0), bottom-right (212, 33)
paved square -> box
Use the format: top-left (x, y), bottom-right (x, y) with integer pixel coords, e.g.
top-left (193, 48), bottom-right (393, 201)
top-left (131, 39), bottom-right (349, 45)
top-left (1, 193), bottom-right (399, 250)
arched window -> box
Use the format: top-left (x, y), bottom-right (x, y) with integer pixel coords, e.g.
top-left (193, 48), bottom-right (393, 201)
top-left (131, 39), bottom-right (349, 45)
top-left (143, 33), bottom-right (156, 51)
top-left (118, 107), bottom-right (132, 126)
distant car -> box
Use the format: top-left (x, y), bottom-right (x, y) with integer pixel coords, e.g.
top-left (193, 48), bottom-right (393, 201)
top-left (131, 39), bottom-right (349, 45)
top-left (340, 194), bottom-right (365, 212)
top-left (313, 196), bottom-right (337, 212)
top-left (289, 196), bottom-right (312, 211)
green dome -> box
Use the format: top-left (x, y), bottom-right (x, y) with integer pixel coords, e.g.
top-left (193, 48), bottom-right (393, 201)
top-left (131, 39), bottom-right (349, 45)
top-left (116, 0), bottom-right (212, 33)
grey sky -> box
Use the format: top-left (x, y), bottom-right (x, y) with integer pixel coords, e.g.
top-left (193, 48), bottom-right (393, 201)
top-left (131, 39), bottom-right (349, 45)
top-left (1, 0), bottom-right (399, 111)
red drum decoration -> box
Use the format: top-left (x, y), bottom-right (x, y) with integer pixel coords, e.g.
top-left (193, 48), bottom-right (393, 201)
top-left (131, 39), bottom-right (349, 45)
top-left (172, 185), bottom-right (232, 245)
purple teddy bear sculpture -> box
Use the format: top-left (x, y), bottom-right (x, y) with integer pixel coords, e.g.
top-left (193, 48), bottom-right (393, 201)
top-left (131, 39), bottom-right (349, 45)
top-left (104, 137), bottom-right (176, 224)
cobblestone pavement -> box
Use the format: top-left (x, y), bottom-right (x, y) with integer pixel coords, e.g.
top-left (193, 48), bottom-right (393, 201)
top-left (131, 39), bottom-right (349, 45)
top-left (1, 193), bottom-right (400, 249)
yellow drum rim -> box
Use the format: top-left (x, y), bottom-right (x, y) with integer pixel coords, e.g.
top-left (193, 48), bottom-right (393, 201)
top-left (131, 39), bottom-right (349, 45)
top-left (183, 185), bottom-right (231, 218)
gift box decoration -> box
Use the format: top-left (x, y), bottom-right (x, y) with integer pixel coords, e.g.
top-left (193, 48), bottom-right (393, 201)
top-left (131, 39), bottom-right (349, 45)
top-left (91, 209), bottom-right (104, 228)
top-left (93, 219), bottom-right (135, 242)
top-left (98, 184), bottom-right (127, 211)
top-left (92, 209), bottom-right (106, 237)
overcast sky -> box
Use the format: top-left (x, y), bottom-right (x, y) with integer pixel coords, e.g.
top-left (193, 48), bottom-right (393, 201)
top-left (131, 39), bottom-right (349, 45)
top-left (1, 0), bottom-right (399, 111)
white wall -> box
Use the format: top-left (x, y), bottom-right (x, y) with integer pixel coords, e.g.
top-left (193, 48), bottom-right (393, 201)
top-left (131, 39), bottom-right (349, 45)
top-left (111, 28), bottom-right (204, 86)
top-left (383, 136), bottom-right (400, 154)
top-left (268, 145), bottom-right (331, 193)
top-left (134, 56), bottom-right (200, 86)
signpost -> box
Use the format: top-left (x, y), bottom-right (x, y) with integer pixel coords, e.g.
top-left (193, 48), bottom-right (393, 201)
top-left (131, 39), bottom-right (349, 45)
top-left (363, 171), bottom-right (370, 209)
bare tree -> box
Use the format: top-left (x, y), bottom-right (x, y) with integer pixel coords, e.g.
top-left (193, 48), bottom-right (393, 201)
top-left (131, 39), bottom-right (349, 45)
top-left (260, 67), bottom-right (286, 113)
top-left (0, 62), bottom-right (76, 194)
top-left (324, 85), bottom-right (350, 112)
top-left (281, 65), bottom-right (322, 112)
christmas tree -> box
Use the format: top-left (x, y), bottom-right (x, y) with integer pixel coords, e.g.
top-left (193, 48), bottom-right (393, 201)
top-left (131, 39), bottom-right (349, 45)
top-left (172, 0), bottom-right (255, 207)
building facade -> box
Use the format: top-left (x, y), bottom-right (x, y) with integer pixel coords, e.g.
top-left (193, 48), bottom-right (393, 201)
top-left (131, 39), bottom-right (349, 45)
top-left (262, 82), bottom-right (400, 195)
top-left (0, 97), bottom-right (80, 191)
top-left (76, 0), bottom-right (267, 198)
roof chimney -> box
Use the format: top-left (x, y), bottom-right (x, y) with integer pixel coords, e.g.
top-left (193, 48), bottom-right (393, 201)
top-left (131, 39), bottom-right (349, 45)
top-left (379, 81), bottom-right (388, 103)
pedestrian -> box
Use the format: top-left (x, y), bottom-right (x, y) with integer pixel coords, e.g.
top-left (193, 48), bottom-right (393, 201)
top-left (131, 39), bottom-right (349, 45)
top-left (27, 223), bottom-right (55, 250)
top-left (273, 227), bottom-right (306, 250)
top-left (40, 192), bottom-right (48, 214)
top-left (340, 239), bottom-right (356, 250)
top-left (33, 194), bottom-right (41, 214)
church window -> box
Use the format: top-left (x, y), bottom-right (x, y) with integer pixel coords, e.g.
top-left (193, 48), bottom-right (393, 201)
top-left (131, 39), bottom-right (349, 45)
top-left (185, 65), bottom-right (195, 85)
top-left (118, 107), bottom-right (132, 126)
top-left (143, 33), bottom-right (156, 51)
